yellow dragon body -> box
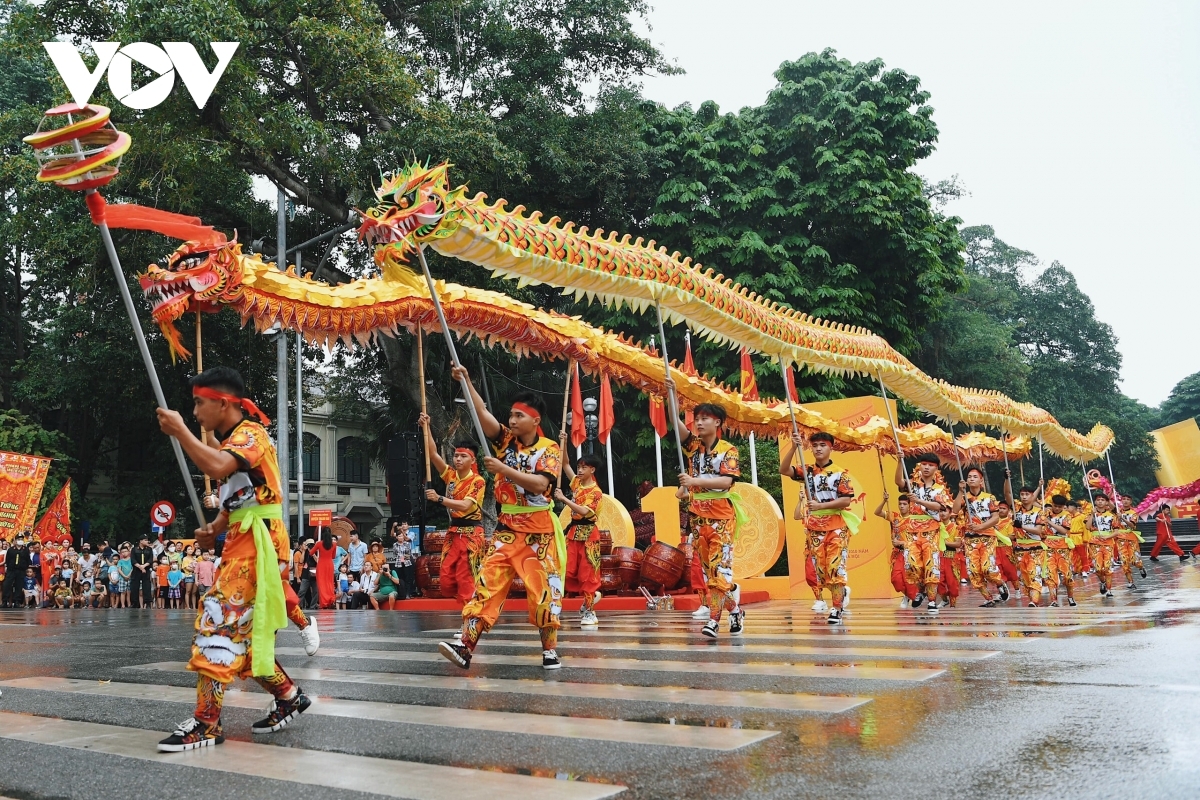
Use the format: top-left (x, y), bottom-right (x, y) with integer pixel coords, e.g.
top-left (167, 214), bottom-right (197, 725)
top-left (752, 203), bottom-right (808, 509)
top-left (356, 162), bottom-right (1113, 461)
top-left (137, 232), bottom-right (1029, 463)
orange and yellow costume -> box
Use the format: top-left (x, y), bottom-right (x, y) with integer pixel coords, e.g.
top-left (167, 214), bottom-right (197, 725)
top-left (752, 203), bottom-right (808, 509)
top-left (190, 420), bottom-right (296, 725)
top-left (1013, 505), bottom-right (1048, 603)
top-left (460, 427), bottom-right (563, 652)
top-left (794, 461), bottom-right (858, 611)
top-left (684, 435), bottom-right (742, 621)
top-left (438, 465), bottom-right (486, 605)
top-left (565, 476), bottom-right (604, 612)
top-left (1043, 509), bottom-right (1076, 603)
top-left (905, 481), bottom-right (949, 599)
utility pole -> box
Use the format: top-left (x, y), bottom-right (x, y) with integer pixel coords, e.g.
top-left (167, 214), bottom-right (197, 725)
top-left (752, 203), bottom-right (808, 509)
top-left (275, 187), bottom-right (290, 538)
top-left (295, 251), bottom-right (305, 540)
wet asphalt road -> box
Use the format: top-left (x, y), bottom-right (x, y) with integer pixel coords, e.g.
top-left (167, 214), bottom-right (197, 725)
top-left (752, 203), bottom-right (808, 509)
top-left (0, 559), bottom-right (1198, 800)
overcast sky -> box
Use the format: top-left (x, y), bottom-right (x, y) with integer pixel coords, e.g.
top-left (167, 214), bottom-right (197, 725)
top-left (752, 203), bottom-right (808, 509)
top-left (636, 0), bottom-right (1198, 407)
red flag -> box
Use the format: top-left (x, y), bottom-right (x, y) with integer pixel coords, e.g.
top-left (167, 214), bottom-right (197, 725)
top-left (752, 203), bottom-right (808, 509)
top-left (682, 332), bottom-right (696, 430)
top-left (784, 364), bottom-right (799, 403)
top-left (33, 480), bottom-right (72, 548)
top-left (649, 394), bottom-right (668, 438)
top-left (598, 373), bottom-right (615, 445)
top-left (739, 349), bottom-right (759, 402)
top-left (570, 363), bottom-right (586, 448)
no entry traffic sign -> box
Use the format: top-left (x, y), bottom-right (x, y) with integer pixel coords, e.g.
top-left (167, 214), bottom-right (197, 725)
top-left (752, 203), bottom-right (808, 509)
top-left (150, 500), bottom-right (176, 527)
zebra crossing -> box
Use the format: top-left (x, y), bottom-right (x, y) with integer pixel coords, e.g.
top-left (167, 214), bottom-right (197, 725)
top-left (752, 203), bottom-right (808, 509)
top-left (0, 594), bottom-right (1176, 799)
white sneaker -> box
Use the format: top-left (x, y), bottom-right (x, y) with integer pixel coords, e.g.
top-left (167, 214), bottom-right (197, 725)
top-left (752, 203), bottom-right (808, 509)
top-left (927, 601), bottom-right (940, 614)
top-left (842, 586), bottom-right (851, 610)
top-left (298, 618), bottom-right (320, 656)
top-left (899, 597), bottom-right (910, 609)
top-left (811, 600), bottom-right (828, 613)
top-left (579, 610), bottom-right (598, 627)
top-left (691, 606), bottom-right (712, 620)
top-left (453, 631), bottom-right (463, 641)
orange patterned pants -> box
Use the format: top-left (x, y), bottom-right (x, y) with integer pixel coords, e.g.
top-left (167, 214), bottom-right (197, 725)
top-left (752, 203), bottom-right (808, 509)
top-left (693, 516), bottom-right (738, 621)
top-left (566, 527), bottom-right (601, 611)
top-left (461, 529), bottom-right (561, 651)
top-left (814, 528), bottom-right (850, 610)
top-left (1092, 540), bottom-right (1116, 587)
top-left (966, 537), bottom-right (1003, 598)
top-left (1044, 547), bottom-right (1074, 600)
top-left (904, 532), bottom-right (940, 597)
top-left (440, 525), bottom-right (485, 605)
top-left (1116, 537), bottom-right (1143, 584)
top-left (1016, 548), bottom-right (1046, 601)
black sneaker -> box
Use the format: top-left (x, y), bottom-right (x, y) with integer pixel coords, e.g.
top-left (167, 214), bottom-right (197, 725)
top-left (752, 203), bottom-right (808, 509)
top-left (1027, 601), bottom-right (1037, 607)
top-left (728, 609), bottom-right (745, 636)
top-left (1049, 601), bottom-right (1059, 607)
top-left (1150, 556), bottom-right (1159, 562)
top-left (701, 620), bottom-right (719, 639)
top-left (542, 649), bottom-right (562, 670)
top-left (1139, 566), bottom-right (1147, 579)
top-left (981, 600), bottom-right (996, 608)
top-left (158, 717), bottom-right (224, 752)
top-left (1127, 582), bottom-right (1136, 590)
top-left (827, 608), bottom-right (842, 625)
top-left (251, 690), bottom-right (312, 734)
top-left (911, 592), bottom-right (925, 609)
top-left (1067, 597), bottom-right (1077, 607)
top-left (997, 584), bottom-right (1010, 602)
top-left (1182, 553), bottom-right (1192, 562)
top-left (438, 640), bottom-right (472, 669)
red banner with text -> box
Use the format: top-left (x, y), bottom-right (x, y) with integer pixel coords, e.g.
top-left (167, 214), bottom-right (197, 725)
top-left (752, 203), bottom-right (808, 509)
top-left (0, 450), bottom-right (52, 541)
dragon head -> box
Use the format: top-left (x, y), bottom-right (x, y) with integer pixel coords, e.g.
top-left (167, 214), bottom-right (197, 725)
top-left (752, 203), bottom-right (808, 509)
top-left (138, 238), bottom-right (246, 361)
top-left (357, 161), bottom-right (462, 276)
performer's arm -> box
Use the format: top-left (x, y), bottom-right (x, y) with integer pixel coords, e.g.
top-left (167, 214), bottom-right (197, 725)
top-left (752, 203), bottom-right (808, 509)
top-left (449, 365), bottom-right (500, 440)
top-left (780, 432), bottom-right (801, 477)
top-left (894, 459), bottom-right (908, 490)
top-left (554, 489), bottom-right (596, 518)
top-left (952, 484), bottom-right (966, 515)
top-left (156, 409), bottom-right (239, 479)
top-left (433, 493), bottom-right (474, 514)
top-left (1002, 469), bottom-right (1014, 508)
top-left (679, 473), bottom-right (733, 491)
top-left (418, 413), bottom-right (447, 475)
top-left (873, 493), bottom-right (890, 519)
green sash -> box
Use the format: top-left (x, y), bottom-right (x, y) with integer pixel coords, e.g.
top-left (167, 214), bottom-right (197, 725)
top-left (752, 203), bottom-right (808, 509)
top-left (808, 508), bottom-right (862, 535)
top-left (227, 504), bottom-right (286, 678)
top-left (500, 503), bottom-right (566, 578)
top-left (694, 490), bottom-right (749, 540)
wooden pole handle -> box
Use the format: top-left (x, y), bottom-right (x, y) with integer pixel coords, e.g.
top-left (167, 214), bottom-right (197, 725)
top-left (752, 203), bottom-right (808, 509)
top-left (418, 326), bottom-right (431, 483)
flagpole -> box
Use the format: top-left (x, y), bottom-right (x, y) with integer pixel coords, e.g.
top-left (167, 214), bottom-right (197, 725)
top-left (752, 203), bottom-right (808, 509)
top-left (557, 361), bottom-right (574, 489)
top-left (778, 356), bottom-right (811, 505)
top-left (654, 433), bottom-right (663, 487)
top-left (606, 436), bottom-right (615, 495)
top-left (749, 433), bottom-right (759, 486)
top-left (653, 302), bottom-right (688, 477)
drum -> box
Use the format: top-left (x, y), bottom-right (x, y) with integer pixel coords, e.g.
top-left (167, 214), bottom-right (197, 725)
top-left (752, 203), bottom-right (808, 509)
top-left (600, 554), bottom-right (624, 594)
top-left (611, 546), bottom-right (643, 590)
top-left (422, 529), bottom-right (447, 555)
top-left (598, 529), bottom-right (613, 556)
top-left (677, 541), bottom-right (696, 590)
top-left (639, 541), bottom-right (686, 590)
top-left (415, 554), bottom-right (443, 598)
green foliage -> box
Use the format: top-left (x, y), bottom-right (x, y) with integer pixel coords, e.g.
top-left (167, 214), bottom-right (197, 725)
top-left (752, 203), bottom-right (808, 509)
top-left (0, 408), bottom-right (72, 515)
top-left (1159, 371), bottom-right (1200, 428)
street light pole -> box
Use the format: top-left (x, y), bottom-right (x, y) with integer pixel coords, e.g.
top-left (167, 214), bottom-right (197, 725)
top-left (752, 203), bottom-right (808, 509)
top-left (275, 187), bottom-right (290, 538)
top-left (295, 251), bottom-right (304, 539)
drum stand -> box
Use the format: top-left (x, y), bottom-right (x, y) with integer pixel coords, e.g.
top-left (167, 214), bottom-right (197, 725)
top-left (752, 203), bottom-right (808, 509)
top-left (638, 586), bottom-right (675, 611)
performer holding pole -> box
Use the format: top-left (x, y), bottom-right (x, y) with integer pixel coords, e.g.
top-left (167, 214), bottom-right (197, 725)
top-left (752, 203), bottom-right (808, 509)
top-left (155, 367), bottom-right (311, 751)
top-left (558, 453), bottom-right (605, 627)
top-left (419, 413), bottom-right (485, 606)
top-left (437, 364), bottom-right (566, 670)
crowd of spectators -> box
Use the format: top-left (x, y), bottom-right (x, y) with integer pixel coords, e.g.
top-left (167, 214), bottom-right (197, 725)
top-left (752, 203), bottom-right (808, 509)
top-left (0, 533), bottom-right (218, 610)
top-left (1, 521), bottom-right (422, 613)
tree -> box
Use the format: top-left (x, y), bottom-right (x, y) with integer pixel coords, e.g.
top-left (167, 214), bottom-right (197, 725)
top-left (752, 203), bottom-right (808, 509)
top-left (1159, 371), bottom-right (1200, 428)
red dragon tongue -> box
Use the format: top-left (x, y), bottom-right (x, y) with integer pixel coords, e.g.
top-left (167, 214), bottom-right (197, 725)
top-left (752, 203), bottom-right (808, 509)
top-left (156, 319), bottom-right (192, 364)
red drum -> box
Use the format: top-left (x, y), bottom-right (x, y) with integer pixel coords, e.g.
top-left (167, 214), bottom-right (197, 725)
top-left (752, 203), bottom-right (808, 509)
top-left (611, 546), bottom-right (643, 590)
top-left (422, 529), bottom-right (447, 555)
top-left (599, 555), bottom-right (624, 593)
top-left (639, 541), bottom-right (686, 590)
top-left (416, 554), bottom-right (443, 598)
top-left (598, 529), bottom-right (613, 556)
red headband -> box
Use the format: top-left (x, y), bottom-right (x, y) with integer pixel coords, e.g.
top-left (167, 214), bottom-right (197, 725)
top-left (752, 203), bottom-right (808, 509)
top-left (193, 386), bottom-right (271, 426)
top-left (511, 402), bottom-right (544, 437)
top-left (454, 448), bottom-right (479, 475)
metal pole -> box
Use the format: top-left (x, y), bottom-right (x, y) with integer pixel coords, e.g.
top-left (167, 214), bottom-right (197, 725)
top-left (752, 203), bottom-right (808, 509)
top-left (654, 433), bottom-right (664, 488)
top-left (1037, 439), bottom-right (1044, 502)
top-left (556, 363), bottom-right (573, 489)
top-left (877, 373), bottom-right (913, 493)
top-left (275, 188), bottom-right (290, 537)
top-left (946, 420), bottom-right (976, 525)
top-left (653, 303), bottom-right (687, 476)
top-left (418, 327), bottom-right (431, 484)
top-left (606, 436), bottom-right (615, 495)
top-left (295, 253), bottom-right (304, 539)
top-left (415, 246), bottom-right (490, 452)
top-left (778, 357), bottom-right (811, 504)
top-left (90, 194), bottom-right (204, 527)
